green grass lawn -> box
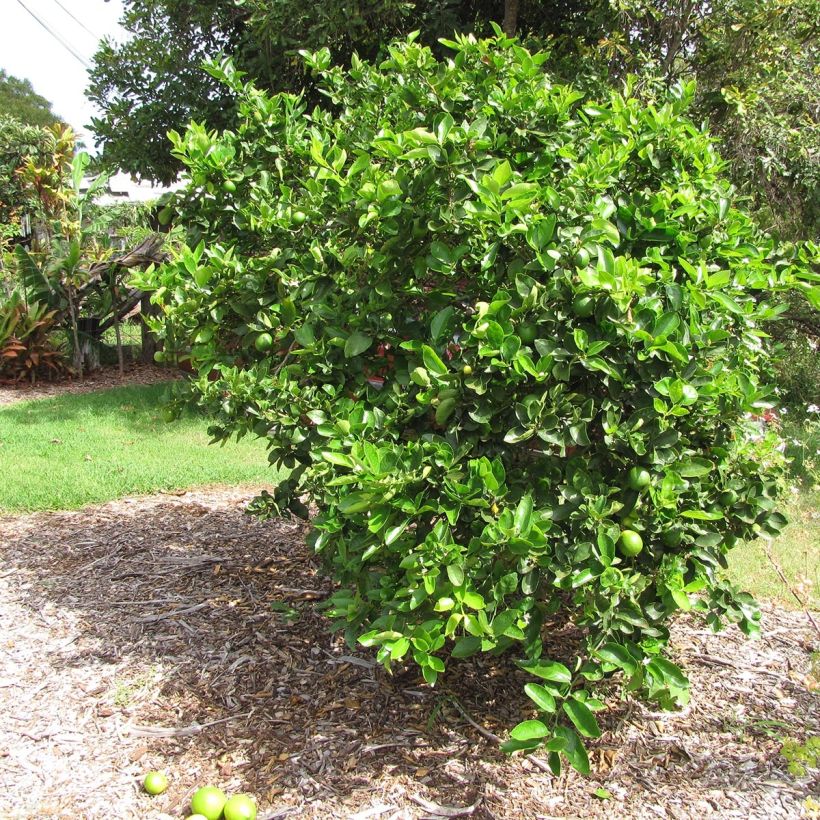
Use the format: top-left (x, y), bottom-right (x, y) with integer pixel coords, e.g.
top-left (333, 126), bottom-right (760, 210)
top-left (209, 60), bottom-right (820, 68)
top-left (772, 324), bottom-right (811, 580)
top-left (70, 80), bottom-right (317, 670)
top-left (2, 381), bottom-right (817, 610)
top-left (0, 382), bottom-right (275, 513)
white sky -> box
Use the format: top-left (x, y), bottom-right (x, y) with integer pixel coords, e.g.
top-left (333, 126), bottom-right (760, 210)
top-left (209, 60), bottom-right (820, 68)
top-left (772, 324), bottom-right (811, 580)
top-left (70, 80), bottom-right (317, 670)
top-left (1, 0), bottom-right (128, 149)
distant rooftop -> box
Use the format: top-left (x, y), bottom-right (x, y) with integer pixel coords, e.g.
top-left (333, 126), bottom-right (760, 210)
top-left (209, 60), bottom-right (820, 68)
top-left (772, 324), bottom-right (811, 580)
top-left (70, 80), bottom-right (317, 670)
top-left (81, 172), bottom-right (184, 205)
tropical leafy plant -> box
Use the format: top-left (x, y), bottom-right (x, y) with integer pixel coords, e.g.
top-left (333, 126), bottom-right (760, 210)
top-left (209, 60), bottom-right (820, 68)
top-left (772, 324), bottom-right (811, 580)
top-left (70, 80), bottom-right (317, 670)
top-left (143, 33), bottom-right (820, 773)
top-left (0, 291), bottom-right (67, 382)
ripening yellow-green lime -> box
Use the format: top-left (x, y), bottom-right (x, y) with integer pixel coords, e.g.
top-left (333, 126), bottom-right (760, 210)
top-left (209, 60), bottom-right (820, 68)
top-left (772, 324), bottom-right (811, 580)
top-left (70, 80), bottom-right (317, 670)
top-left (618, 529), bottom-right (644, 557)
top-left (190, 786), bottom-right (227, 820)
top-left (223, 794), bottom-right (258, 820)
top-left (143, 771), bottom-right (168, 795)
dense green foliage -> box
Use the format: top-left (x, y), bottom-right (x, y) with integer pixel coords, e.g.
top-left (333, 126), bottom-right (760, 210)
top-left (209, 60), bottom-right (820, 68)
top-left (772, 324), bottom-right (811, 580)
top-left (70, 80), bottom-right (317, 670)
top-left (144, 34), bottom-right (818, 771)
top-left (0, 382), bottom-right (273, 512)
top-left (89, 0), bottom-right (818, 241)
top-left (0, 70), bottom-right (60, 128)
top-left (0, 116), bottom-right (53, 230)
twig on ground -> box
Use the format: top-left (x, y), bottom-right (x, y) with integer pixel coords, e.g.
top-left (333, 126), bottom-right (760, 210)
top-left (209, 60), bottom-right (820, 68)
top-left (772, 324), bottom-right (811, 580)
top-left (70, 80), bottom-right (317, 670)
top-left (761, 541), bottom-right (820, 638)
top-left (409, 794), bottom-right (480, 817)
top-left (124, 712), bottom-right (250, 737)
top-left (135, 602), bottom-right (209, 622)
top-left (448, 697), bottom-right (554, 775)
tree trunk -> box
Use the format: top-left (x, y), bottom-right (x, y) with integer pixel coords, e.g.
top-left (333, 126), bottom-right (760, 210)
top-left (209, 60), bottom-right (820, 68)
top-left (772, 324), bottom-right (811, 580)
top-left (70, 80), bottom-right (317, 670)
top-left (503, 0), bottom-right (520, 36)
top-left (114, 316), bottom-right (125, 377)
top-left (67, 285), bottom-right (83, 380)
top-left (140, 294), bottom-right (159, 364)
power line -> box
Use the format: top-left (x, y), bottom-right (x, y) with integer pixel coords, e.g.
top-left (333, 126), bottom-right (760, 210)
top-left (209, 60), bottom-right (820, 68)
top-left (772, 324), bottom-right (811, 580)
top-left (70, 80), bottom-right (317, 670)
top-left (13, 0), bottom-right (91, 68)
top-left (47, 0), bottom-right (102, 41)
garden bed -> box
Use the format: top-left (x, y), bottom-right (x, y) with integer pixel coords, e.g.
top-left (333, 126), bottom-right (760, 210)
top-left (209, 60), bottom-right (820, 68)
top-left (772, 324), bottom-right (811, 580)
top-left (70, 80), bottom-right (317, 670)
top-left (0, 363), bottom-right (179, 407)
top-left (0, 488), bottom-right (817, 819)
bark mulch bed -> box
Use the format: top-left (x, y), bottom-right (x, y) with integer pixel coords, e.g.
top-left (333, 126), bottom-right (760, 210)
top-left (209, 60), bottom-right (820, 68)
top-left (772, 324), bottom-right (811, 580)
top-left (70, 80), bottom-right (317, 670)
top-left (0, 364), bottom-right (180, 407)
top-left (0, 488), bottom-right (817, 819)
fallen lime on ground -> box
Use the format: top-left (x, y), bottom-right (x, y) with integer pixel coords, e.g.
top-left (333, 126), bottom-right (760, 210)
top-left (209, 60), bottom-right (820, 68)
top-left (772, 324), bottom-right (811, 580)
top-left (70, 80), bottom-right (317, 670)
top-left (143, 771), bottom-right (168, 795)
top-left (190, 785), bottom-right (227, 820)
top-left (223, 793), bottom-right (258, 820)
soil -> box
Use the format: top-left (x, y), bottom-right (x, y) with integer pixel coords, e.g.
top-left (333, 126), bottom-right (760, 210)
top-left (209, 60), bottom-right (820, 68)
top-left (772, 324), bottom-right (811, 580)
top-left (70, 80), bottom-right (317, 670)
top-left (0, 487), bottom-right (817, 819)
top-left (0, 363), bottom-right (180, 407)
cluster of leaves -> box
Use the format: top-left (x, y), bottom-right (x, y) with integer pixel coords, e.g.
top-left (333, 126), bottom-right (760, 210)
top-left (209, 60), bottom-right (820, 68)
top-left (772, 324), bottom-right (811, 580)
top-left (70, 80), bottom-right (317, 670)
top-left (85, 0), bottom-right (634, 182)
top-left (781, 735), bottom-right (820, 778)
top-left (143, 34), bottom-right (818, 772)
top-left (0, 290), bottom-right (67, 382)
top-left (0, 117), bottom-right (57, 230)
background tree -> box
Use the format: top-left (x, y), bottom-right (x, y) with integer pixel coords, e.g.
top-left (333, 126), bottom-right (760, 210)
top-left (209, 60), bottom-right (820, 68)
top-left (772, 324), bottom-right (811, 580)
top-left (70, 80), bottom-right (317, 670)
top-left (0, 117), bottom-right (55, 235)
top-left (0, 70), bottom-right (61, 129)
top-left (86, 0), bottom-right (616, 183)
top-left (87, 1), bottom-right (817, 243)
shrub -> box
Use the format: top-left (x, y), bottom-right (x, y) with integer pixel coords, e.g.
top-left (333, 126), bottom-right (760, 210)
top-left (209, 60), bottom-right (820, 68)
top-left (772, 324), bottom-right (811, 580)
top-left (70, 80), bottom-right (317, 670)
top-left (0, 292), bottom-right (67, 382)
top-left (144, 33), bottom-right (819, 773)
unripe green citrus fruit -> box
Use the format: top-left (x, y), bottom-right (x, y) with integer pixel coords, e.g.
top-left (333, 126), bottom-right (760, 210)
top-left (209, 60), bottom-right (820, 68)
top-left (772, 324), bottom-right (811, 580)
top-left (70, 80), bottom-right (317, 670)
top-left (190, 786), bottom-right (227, 820)
top-left (719, 489), bottom-right (738, 506)
top-left (223, 179), bottom-right (237, 193)
top-left (661, 528), bottom-right (683, 548)
top-left (292, 210), bottom-right (307, 225)
top-left (518, 323), bottom-right (537, 343)
top-left (143, 771), bottom-right (168, 795)
top-left (223, 794), bottom-right (258, 820)
top-left (618, 529), bottom-right (643, 557)
top-left (572, 294), bottom-right (595, 318)
top-left (626, 467), bottom-right (651, 491)
top-left (254, 332), bottom-right (274, 352)
top-left (462, 365), bottom-right (473, 375)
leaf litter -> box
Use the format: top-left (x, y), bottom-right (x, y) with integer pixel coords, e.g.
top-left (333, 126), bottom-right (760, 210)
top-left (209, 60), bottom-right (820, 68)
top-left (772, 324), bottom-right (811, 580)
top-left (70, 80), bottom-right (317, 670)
top-left (0, 487), bottom-right (817, 819)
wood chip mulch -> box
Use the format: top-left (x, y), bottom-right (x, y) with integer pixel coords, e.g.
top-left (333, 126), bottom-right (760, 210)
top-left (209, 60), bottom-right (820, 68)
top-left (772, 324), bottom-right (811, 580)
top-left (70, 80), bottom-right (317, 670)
top-left (0, 364), bottom-right (180, 407)
top-left (0, 488), bottom-right (817, 820)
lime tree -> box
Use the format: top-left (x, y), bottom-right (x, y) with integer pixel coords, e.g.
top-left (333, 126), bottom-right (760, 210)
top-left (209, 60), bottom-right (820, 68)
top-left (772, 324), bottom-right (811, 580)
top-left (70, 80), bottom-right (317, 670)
top-left (144, 32), bottom-right (816, 775)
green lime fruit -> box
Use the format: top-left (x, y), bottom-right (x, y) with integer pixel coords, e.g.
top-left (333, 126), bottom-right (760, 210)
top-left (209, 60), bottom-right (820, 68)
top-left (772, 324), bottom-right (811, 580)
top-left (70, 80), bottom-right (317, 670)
top-left (618, 529), bottom-right (644, 557)
top-left (223, 794), bottom-right (258, 820)
top-left (719, 489), bottom-right (738, 506)
top-left (254, 332), bottom-right (274, 352)
top-left (292, 210), bottom-right (307, 225)
top-left (153, 350), bottom-right (166, 363)
top-left (626, 467), bottom-right (651, 491)
top-left (681, 384), bottom-right (699, 405)
top-left (661, 528), bottom-right (683, 548)
top-left (223, 179), bottom-right (237, 193)
top-left (572, 294), bottom-right (595, 318)
top-left (518, 323), bottom-right (537, 343)
top-left (574, 248), bottom-right (590, 267)
top-left (143, 771), bottom-right (168, 795)
top-left (462, 364), bottom-right (473, 376)
top-left (190, 786), bottom-right (227, 820)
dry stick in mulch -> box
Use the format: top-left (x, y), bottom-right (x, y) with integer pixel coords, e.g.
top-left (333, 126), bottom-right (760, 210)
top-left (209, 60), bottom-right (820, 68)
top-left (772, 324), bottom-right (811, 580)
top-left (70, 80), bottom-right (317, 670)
top-left (447, 696), bottom-right (554, 776)
top-left (762, 540), bottom-right (820, 638)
